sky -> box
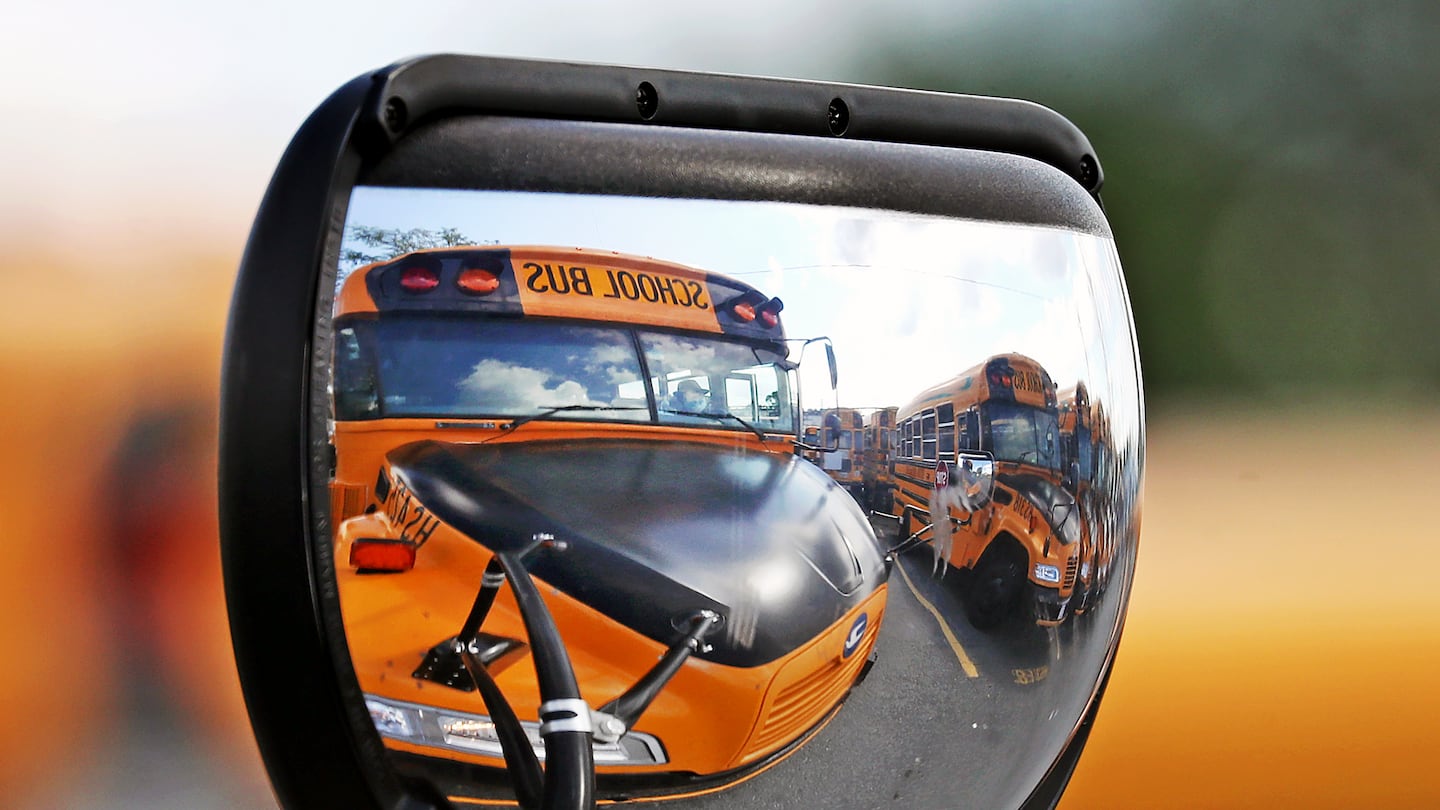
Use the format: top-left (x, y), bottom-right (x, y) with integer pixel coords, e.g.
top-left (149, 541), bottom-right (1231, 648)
top-left (4, 0), bottom-right (957, 264)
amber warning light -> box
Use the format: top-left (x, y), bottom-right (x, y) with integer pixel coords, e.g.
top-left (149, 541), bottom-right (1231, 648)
top-left (757, 298), bottom-right (784, 328)
top-left (458, 267), bottom-right (501, 295)
top-left (726, 291), bottom-right (783, 329)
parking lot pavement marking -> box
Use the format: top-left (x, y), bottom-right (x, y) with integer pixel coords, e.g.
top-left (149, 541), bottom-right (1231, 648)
top-left (893, 558), bottom-right (980, 679)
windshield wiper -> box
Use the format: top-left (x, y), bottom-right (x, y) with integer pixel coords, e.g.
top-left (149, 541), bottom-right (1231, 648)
top-left (501, 404), bottom-right (649, 433)
top-left (658, 408), bottom-right (773, 443)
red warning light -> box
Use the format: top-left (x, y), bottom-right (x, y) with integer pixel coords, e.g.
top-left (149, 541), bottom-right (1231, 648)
top-left (400, 266), bottom-right (441, 293)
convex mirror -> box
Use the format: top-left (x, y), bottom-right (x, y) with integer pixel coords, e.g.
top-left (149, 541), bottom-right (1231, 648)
top-left (220, 54), bottom-right (1144, 810)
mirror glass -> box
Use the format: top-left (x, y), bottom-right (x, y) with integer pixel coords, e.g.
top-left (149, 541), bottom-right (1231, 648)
top-left (315, 187), bottom-right (1142, 807)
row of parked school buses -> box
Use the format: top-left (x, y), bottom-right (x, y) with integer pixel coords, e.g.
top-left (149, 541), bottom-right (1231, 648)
top-left (805, 354), bottom-right (1122, 630)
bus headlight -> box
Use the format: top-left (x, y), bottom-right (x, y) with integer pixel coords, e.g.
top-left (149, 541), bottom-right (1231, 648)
top-left (365, 694), bottom-right (667, 766)
top-left (367, 698), bottom-right (417, 738)
top-left (1033, 563), bottom-right (1062, 584)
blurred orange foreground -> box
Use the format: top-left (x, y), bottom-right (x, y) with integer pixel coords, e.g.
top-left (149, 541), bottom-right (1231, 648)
top-left (1064, 405), bottom-right (1440, 808)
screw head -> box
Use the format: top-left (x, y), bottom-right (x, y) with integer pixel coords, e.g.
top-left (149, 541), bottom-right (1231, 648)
top-left (383, 97), bottom-right (408, 132)
top-left (636, 82), bottom-right (658, 120)
top-left (828, 98), bottom-right (849, 136)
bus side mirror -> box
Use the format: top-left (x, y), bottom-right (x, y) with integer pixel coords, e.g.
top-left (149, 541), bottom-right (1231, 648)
top-left (220, 54), bottom-right (1143, 810)
top-left (955, 450), bottom-right (996, 510)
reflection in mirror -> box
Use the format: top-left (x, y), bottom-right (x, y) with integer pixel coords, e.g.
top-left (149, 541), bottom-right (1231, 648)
top-left (316, 189), bottom-right (1142, 807)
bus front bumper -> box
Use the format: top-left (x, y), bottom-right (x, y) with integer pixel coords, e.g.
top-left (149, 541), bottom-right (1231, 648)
top-left (1029, 584), bottom-right (1071, 627)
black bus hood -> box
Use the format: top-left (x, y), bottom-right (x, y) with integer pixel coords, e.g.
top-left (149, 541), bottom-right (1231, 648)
top-left (999, 472), bottom-right (1082, 546)
top-left (385, 438), bottom-right (887, 668)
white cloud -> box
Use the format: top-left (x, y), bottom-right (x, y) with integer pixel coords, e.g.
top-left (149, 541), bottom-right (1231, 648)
top-left (456, 359), bottom-right (599, 409)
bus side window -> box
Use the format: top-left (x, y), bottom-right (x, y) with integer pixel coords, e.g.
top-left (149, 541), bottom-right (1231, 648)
top-left (938, 403), bottom-right (956, 461)
top-left (958, 410), bottom-right (979, 451)
top-left (922, 410), bottom-right (937, 461)
top-left (725, 376), bottom-right (757, 420)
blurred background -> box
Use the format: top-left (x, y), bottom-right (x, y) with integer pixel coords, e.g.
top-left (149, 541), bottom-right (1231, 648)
top-left (4, 1), bottom-right (1437, 807)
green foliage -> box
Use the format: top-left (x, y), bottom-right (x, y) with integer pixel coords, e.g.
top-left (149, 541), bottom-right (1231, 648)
top-left (341, 226), bottom-right (474, 270)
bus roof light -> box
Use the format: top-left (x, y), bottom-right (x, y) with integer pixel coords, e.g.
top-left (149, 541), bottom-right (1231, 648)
top-left (350, 538), bottom-right (417, 572)
top-left (758, 297), bottom-right (784, 328)
top-left (457, 267), bottom-right (501, 295)
top-left (724, 291), bottom-right (765, 323)
top-left (400, 266), bottom-right (441, 293)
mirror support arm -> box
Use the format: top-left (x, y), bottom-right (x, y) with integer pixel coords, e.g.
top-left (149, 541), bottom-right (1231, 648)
top-left (600, 610), bottom-right (721, 729)
top-left (496, 542), bottom-right (596, 810)
top-left (458, 648), bottom-right (546, 810)
top-left (459, 558), bottom-right (507, 642)
top-left (884, 503), bottom-right (975, 557)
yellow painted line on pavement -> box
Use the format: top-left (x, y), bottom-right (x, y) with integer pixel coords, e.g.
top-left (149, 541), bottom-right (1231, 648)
top-left (893, 558), bottom-right (980, 679)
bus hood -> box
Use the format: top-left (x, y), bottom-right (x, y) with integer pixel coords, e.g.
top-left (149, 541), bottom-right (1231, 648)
top-left (999, 472), bottom-right (1082, 546)
top-left (384, 438), bottom-right (887, 668)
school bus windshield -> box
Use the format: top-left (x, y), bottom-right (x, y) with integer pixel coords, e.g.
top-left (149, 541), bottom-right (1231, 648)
top-left (334, 316), bottom-right (797, 434)
top-left (982, 402), bottom-right (1062, 470)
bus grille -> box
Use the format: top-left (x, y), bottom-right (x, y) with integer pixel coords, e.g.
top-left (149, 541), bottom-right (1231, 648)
top-left (1063, 555), bottom-right (1079, 589)
top-left (746, 634), bottom-right (873, 755)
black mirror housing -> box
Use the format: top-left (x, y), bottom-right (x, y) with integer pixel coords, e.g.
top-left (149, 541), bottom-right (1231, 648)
top-left (221, 54), bottom-right (1141, 810)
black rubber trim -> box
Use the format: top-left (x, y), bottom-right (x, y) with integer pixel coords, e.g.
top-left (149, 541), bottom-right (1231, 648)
top-left (360, 116), bottom-right (1109, 237)
top-left (221, 75), bottom-right (438, 810)
top-left (357, 54), bottom-right (1104, 196)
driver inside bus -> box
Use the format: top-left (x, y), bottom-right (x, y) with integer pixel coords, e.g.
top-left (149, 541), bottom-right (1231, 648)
top-left (667, 379), bottom-right (711, 413)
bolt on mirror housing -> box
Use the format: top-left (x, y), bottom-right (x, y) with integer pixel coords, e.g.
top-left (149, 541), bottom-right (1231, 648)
top-left (221, 54), bottom-right (1142, 810)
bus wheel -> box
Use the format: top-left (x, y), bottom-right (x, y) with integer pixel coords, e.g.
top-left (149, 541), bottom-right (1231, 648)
top-left (963, 550), bottom-right (1023, 630)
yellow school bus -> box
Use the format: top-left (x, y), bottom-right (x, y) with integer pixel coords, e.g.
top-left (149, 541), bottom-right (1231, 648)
top-left (327, 245), bottom-right (887, 801)
top-left (892, 353), bottom-right (1081, 628)
top-left (811, 407), bottom-right (867, 504)
top-left (1059, 384), bottom-right (1102, 613)
top-left (862, 407), bottom-right (898, 512)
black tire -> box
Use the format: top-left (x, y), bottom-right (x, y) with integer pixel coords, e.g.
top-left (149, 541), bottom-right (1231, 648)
top-left (963, 548), bottom-right (1024, 630)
